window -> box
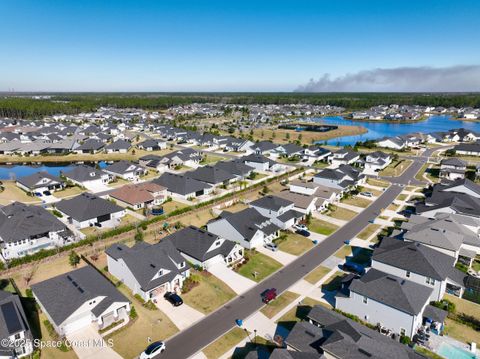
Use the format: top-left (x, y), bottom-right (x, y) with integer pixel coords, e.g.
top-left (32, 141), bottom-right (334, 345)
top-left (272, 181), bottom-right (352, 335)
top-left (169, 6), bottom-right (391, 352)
top-left (426, 277), bottom-right (435, 285)
top-left (400, 328), bottom-right (406, 336)
top-left (406, 271), bottom-right (411, 278)
top-left (363, 296), bottom-right (368, 304)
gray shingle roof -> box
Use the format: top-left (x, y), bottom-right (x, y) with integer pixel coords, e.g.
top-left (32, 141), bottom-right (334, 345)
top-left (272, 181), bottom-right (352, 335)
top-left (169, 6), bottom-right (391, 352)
top-left (0, 290), bottom-right (32, 356)
top-left (187, 165), bottom-right (237, 185)
top-left (56, 193), bottom-right (124, 222)
top-left (153, 173), bottom-right (211, 196)
top-left (16, 171), bottom-right (64, 190)
top-left (62, 164), bottom-right (108, 183)
top-left (31, 265), bottom-right (128, 326)
top-left (347, 269), bottom-right (433, 315)
top-left (250, 195), bottom-right (293, 212)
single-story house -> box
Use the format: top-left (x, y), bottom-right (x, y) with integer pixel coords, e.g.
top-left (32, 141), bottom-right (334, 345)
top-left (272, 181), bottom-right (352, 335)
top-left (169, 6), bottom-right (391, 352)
top-left (109, 182), bottom-right (166, 210)
top-left (103, 161), bottom-right (147, 181)
top-left (16, 171), bottom-right (65, 194)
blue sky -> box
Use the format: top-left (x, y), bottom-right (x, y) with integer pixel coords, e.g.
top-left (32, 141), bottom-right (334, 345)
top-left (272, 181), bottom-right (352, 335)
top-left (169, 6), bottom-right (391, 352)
top-left (0, 0), bottom-right (479, 91)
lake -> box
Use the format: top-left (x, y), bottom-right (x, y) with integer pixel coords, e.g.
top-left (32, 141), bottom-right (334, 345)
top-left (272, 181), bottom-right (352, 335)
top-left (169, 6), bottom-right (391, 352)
top-left (312, 115), bottom-right (480, 146)
top-left (0, 161), bottom-right (107, 180)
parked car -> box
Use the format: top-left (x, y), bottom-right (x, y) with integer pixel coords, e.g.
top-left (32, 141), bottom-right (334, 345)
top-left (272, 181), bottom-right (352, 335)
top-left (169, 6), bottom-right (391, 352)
top-left (342, 262), bottom-right (365, 275)
top-left (360, 191), bottom-right (373, 197)
top-left (164, 292), bottom-right (183, 307)
top-left (261, 288), bottom-right (277, 304)
top-left (264, 243), bottom-right (278, 252)
top-left (43, 190), bottom-right (51, 196)
top-left (140, 341), bottom-right (166, 358)
top-left (296, 229), bottom-right (311, 237)
top-left (293, 223), bottom-right (308, 231)
top-left (34, 192), bottom-right (42, 197)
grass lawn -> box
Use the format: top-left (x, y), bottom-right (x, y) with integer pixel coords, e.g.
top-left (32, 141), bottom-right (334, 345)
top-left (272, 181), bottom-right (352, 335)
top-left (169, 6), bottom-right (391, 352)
top-left (162, 200), bottom-right (190, 214)
top-left (276, 297), bottom-right (326, 330)
top-left (472, 260), bottom-right (480, 273)
top-left (313, 161), bottom-right (329, 169)
top-left (38, 312), bottom-right (77, 359)
top-left (225, 202), bottom-right (249, 213)
top-left (203, 327), bottom-right (249, 359)
top-left (181, 207), bottom-right (215, 227)
top-left (414, 346), bottom-right (444, 359)
top-left (397, 193), bottom-right (408, 201)
top-left (366, 178), bottom-right (390, 188)
top-left (326, 206), bottom-right (357, 221)
top-left (304, 266), bottom-right (331, 285)
top-left (309, 219), bottom-right (338, 236)
top-left (0, 181), bottom-right (41, 205)
top-left (260, 291), bottom-right (300, 319)
top-left (321, 272), bottom-right (345, 292)
top-left (182, 270), bottom-right (237, 314)
top-left (379, 159), bottom-right (413, 177)
top-left (200, 154), bottom-right (226, 165)
top-left (445, 294), bottom-right (480, 318)
top-left (334, 245), bottom-right (352, 259)
top-left (342, 196), bottom-right (372, 208)
top-left (54, 186), bottom-right (84, 198)
top-left (444, 318), bottom-right (480, 345)
top-left (236, 250), bottom-right (282, 282)
top-left (108, 284), bottom-right (179, 359)
top-left (276, 232), bottom-right (314, 256)
top-left (357, 224), bottom-right (381, 240)
top-left (387, 203), bottom-right (400, 211)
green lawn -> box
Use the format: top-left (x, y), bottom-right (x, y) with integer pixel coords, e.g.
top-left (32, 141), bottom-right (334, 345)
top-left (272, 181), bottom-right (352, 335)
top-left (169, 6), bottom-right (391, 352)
top-left (309, 218), bottom-right (338, 236)
top-left (321, 272), bottom-right (345, 292)
top-left (304, 265), bottom-right (331, 285)
top-left (182, 270), bottom-right (237, 314)
top-left (162, 200), bottom-right (190, 214)
top-left (379, 159), bottom-right (413, 177)
top-left (342, 196), bottom-right (372, 208)
top-left (203, 327), bottom-right (249, 359)
top-left (397, 193), bottom-right (408, 201)
top-left (445, 294), bottom-right (480, 318)
top-left (444, 318), bottom-right (480, 345)
top-left (357, 224), bottom-right (381, 240)
top-left (54, 186), bottom-right (84, 198)
top-left (326, 206), bottom-right (357, 221)
top-left (276, 232), bottom-right (314, 256)
top-left (200, 154), bottom-right (226, 165)
top-left (260, 291), bottom-right (300, 318)
top-left (366, 178), bottom-right (390, 188)
top-left (334, 245), bottom-right (352, 259)
top-left (236, 250), bottom-right (282, 282)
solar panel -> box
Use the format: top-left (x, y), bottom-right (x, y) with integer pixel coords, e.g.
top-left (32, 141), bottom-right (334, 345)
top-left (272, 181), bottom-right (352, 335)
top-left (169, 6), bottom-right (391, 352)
top-left (1, 302), bottom-right (22, 334)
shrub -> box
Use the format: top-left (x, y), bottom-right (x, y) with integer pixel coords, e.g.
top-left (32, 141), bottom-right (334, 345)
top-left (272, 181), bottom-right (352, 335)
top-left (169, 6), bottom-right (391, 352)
top-left (129, 306), bottom-right (138, 320)
top-left (25, 289), bottom-right (33, 298)
top-left (52, 210), bottom-right (63, 218)
top-left (400, 335), bottom-right (411, 345)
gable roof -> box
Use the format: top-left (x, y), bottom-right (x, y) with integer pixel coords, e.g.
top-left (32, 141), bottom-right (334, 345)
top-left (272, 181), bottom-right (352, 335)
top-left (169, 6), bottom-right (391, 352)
top-left (214, 160), bottom-right (253, 177)
top-left (62, 164), bottom-right (108, 182)
top-left (31, 265), bottom-right (128, 326)
top-left (105, 139), bottom-right (131, 151)
top-left (110, 182), bottom-right (165, 206)
top-left (187, 165), bottom-right (237, 185)
top-left (0, 290), bottom-right (32, 355)
top-left (153, 173), bottom-right (211, 195)
top-left (56, 193), bottom-right (124, 221)
top-left (104, 160), bottom-right (144, 175)
top-left (16, 171), bottom-right (64, 189)
top-left (250, 195), bottom-right (293, 211)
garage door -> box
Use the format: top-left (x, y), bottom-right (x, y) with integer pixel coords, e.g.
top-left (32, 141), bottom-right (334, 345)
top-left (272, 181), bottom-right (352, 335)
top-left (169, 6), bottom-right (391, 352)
top-left (62, 315), bottom-right (93, 335)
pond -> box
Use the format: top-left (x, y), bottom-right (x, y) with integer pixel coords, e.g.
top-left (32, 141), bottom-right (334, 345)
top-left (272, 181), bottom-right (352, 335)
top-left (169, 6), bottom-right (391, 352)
top-left (0, 161), bottom-right (107, 180)
top-left (311, 115), bottom-right (480, 146)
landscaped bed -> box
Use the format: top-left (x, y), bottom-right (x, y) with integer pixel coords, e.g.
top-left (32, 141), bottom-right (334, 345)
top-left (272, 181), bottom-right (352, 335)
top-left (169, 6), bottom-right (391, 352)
top-left (235, 250), bottom-right (282, 282)
top-left (260, 291), bottom-right (300, 319)
top-left (182, 270), bottom-right (237, 314)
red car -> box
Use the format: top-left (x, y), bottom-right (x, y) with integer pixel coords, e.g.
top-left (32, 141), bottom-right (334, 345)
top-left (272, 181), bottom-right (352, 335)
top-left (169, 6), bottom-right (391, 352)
top-left (261, 288), bottom-right (277, 304)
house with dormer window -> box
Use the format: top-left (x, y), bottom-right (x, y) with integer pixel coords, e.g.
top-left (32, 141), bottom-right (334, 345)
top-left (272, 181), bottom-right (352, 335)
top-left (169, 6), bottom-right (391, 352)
top-left (106, 240), bottom-right (190, 301)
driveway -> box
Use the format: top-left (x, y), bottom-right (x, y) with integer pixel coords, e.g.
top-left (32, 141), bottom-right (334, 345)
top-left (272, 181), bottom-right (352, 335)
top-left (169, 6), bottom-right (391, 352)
top-left (257, 246), bottom-right (297, 265)
top-left (208, 262), bottom-right (256, 294)
top-left (84, 182), bottom-right (111, 193)
top-left (155, 298), bottom-right (205, 331)
top-left (66, 324), bottom-right (122, 359)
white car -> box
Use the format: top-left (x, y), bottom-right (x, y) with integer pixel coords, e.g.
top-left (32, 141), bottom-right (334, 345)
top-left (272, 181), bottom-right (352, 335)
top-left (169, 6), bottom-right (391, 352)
top-left (293, 224), bottom-right (308, 231)
top-left (140, 341), bottom-right (166, 358)
top-left (264, 243), bottom-right (278, 252)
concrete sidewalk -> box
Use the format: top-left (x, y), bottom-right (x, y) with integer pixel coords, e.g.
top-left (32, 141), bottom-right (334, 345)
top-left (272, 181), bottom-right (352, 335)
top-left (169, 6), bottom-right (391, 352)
top-left (208, 262), bottom-right (256, 294)
top-left (257, 246), bottom-right (297, 265)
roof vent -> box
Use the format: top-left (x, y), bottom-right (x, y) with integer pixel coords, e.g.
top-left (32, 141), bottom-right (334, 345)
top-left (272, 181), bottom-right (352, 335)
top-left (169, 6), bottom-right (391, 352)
top-left (305, 330), bottom-right (317, 338)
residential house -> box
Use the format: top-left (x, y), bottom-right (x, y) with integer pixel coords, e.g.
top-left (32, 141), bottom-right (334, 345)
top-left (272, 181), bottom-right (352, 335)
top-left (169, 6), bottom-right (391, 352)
top-left (75, 139), bottom-right (105, 154)
top-left (106, 240), bottom-right (190, 301)
top-left (105, 139), bottom-right (131, 154)
top-left (55, 193), bottom-right (126, 229)
top-left (136, 139), bottom-right (167, 151)
top-left (214, 160), bottom-right (253, 180)
top-left (109, 182), bottom-right (166, 210)
top-left (439, 158), bottom-right (467, 181)
top-left (103, 161), bottom-right (147, 181)
top-left (328, 149), bottom-right (360, 168)
top-left (454, 142), bottom-right (480, 156)
top-left (153, 173), bottom-right (212, 200)
top-left (207, 208), bottom-right (280, 249)
top-left (169, 225), bottom-right (244, 269)
top-left (274, 143), bottom-right (304, 159)
top-left (187, 165), bottom-right (238, 187)
top-left (241, 154), bottom-right (284, 172)
top-left (249, 195), bottom-right (304, 229)
top-left (313, 164), bottom-right (365, 192)
top-left (376, 136), bottom-right (406, 150)
top-left (0, 290), bottom-right (34, 357)
top-left (32, 265), bottom-right (130, 336)
top-left (62, 165), bottom-right (112, 188)
top-left (275, 190), bottom-right (320, 214)
top-left (251, 141), bottom-right (279, 155)
top-left (302, 145), bottom-right (331, 162)
top-left (16, 171), bottom-right (65, 194)
top-left (363, 151), bottom-right (392, 172)
top-left (0, 202), bottom-right (74, 260)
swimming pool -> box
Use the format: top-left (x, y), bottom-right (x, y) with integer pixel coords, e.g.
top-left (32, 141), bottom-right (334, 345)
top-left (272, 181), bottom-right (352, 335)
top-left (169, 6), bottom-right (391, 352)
top-left (438, 342), bottom-right (477, 359)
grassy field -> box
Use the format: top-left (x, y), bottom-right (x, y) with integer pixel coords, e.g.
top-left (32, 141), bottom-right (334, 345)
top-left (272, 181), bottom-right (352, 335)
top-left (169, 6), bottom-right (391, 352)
top-left (397, 193), bottom-right (408, 201)
top-left (341, 196), bottom-right (372, 208)
top-left (321, 272), bottom-right (345, 292)
top-left (309, 219), bottom-right (338, 236)
top-left (366, 178), bottom-right (390, 188)
top-left (225, 202), bottom-right (249, 213)
top-left (386, 203), bottom-right (401, 211)
top-left (182, 270), bottom-right (237, 314)
top-left (276, 232), bottom-right (314, 256)
top-left (276, 297), bottom-right (326, 330)
top-left (415, 163), bottom-right (440, 183)
top-left (326, 206), bottom-right (357, 221)
top-left (162, 200), bottom-right (190, 214)
top-left (200, 154), bottom-right (227, 165)
top-left (260, 291), bottom-right (300, 318)
top-left (445, 294), bottom-right (480, 318)
top-left (236, 250), bottom-right (282, 282)
top-left (357, 224), bottom-right (381, 240)
top-left (379, 159), bottom-right (413, 177)
top-left (444, 318), bottom-right (480, 345)
top-left (53, 186), bottom-right (84, 198)
top-left (304, 265), bottom-right (331, 285)
top-left (334, 245), bottom-right (352, 259)
top-left (202, 327), bottom-right (249, 359)
top-left (180, 207), bottom-right (216, 227)
top-left (108, 285), bottom-right (179, 359)
top-left (0, 181), bottom-right (41, 205)
top-left (238, 125), bottom-right (367, 145)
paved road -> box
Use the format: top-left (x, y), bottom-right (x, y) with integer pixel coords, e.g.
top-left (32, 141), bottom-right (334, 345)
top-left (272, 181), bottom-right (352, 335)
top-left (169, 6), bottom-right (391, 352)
top-left (158, 147), bottom-right (436, 359)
